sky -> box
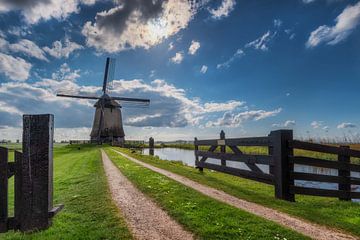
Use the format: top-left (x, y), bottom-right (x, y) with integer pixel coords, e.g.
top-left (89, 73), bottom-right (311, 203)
top-left (0, 0), bottom-right (359, 142)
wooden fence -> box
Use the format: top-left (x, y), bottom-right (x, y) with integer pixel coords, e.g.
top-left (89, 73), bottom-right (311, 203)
top-left (194, 130), bottom-right (360, 202)
top-left (0, 114), bottom-right (63, 233)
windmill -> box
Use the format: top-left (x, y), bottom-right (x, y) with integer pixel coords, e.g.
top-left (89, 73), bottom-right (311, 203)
top-left (57, 58), bottom-right (150, 144)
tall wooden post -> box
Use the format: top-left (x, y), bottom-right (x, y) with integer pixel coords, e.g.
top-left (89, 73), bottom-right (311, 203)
top-left (0, 147), bottom-right (8, 233)
top-left (338, 145), bottom-right (351, 201)
top-left (269, 130), bottom-right (294, 202)
top-left (268, 145), bottom-right (274, 175)
top-left (149, 137), bottom-right (154, 156)
top-left (194, 137), bottom-right (203, 171)
top-left (16, 114), bottom-right (54, 231)
top-left (220, 130), bottom-right (226, 166)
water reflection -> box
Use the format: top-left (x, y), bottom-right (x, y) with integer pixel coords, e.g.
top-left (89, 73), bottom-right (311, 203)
top-left (142, 148), bottom-right (360, 201)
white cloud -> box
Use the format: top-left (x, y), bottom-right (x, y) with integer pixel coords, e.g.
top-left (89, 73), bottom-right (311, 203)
top-left (51, 63), bottom-right (81, 82)
top-left (203, 101), bottom-right (245, 113)
top-left (245, 31), bottom-right (276, 51)
top-left (311, 121), bottom-right (323, 129)
top-left (188, 40), bottom-right (200, 55)
top-left (0, 37), bottom-right (48, 61)
top-left (302, 0), bottom-right (316, 3)
top-left (82, 0), bottom-right (198, 53)
top-left (9, 39), bottom-right (48, 61)
top-left (168, 42), bottom-right (174, 51)
top-left (8, 26), bottom-right (31, 37)
top-left (200, 65), bottom-right (208, 74)
top-left (0, 53), bottom-right (32, 81)
top-left (272, 120), bottom-right (296, 128)
top-left (170, 52), bottom-right (184, 64)
top-left (307, 1), bottom-right (360, 47)
top-left (0, 0), bottom-right (96, 24)
top-left (206, 108), bottom-right (282, 128)
top-left (208, 0), bottom-right (236, 19)
top-left (0, 101), bottom-right (23, 115)
top-left (274, 19), bottom-right (282, 28)
top-left (217, 49), bottom-right (244, 69)
top-left (43, 38), bottom-right (83, 59)
top-left (337, 122), bottom-right (356, 129)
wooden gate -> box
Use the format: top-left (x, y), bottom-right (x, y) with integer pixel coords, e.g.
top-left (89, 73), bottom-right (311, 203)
top-left (195, 130), bottom-right (360, 202)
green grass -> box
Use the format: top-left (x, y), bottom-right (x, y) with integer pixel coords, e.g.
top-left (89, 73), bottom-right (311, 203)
top-left (115, 147), bottom-right (360, 237)
top-left (1, 144), bottom-right (132, 240)
top-left (105, 148), bottom-right (308, 240)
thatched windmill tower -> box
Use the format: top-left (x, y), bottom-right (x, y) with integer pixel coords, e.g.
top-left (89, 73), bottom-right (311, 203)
top-left (57, 58), bottom-right (150, 143)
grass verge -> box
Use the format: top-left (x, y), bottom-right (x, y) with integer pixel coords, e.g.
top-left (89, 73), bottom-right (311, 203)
top-left (115, 147), bottom-right (360, 237)
top-left (1, 144), bottom-right (132, 240)
top-left (105, 148), bottom-right (308, 240)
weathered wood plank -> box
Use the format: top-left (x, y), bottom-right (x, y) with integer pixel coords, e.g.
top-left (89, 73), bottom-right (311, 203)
top-left (220, 131), bottom-right (226, 166)
top-left (195, 136), bottom-right (270, 146)
top-left (290, 140), bottom-right (360, 158)
top-left (199, 145), bottom-right (217, 162)
top-left (195, 139), bottom-right (218, 146)
top-left (7, 162), bottom-right (15, 178)
top-left (0, 147), bottom-right (8, 233)
top-left (291, 172), bottom-right (344, 183)
top-left (195, 151), bottom-right (273, 165)
top-left (196, 161), bottom-right (273, 185)
top-left (14, 151), bottom-right (22, 231)
top-left (290, 186), bottom-right (347, 198)
top-left (338, 146), bottom-right (351, 201)
top-left (289, 156), bottom-right (360, 172)
top-left (228, 145), bottom-right (242, 154)
top-left (351, 192), bottom-right (360, 199)
top-left (17, 114), bottom-right (54, 232)
top-left (269, 130), bottom-right (294, 201)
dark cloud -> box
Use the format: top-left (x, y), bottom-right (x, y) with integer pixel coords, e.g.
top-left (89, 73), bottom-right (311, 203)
top-left (97, 0), bottom-right (166, 34)
top-left (1, 0), bottom-right (50, 9)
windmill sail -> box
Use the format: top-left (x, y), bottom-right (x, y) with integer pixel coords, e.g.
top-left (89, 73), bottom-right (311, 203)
top-left (102, 58), bottom-right (116, 94)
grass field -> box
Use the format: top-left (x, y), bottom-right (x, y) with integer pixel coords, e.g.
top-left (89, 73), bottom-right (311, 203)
top-left (1, 145), bottom-right (132, 240)
top-left (115, 147), bottom-right (360, 237)
top-left (105, 148), bottom-right (308, 240)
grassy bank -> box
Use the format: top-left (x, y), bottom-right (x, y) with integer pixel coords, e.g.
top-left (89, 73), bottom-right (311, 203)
top-left (2, 145), bottom-right (132, 240)
top-left (115, 147), bottom-right (360, 237)
top-left (105, 148), bottom-right (308, 240)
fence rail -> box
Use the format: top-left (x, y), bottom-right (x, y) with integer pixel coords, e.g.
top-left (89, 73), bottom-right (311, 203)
top-left (194, 130), bottom-right (360, 202)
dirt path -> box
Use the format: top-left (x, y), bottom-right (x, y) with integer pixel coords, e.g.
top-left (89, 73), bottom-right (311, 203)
top-left (111, 149), bottom-right (359, 240)
top-left (101, 150), bottom-right (193, 240)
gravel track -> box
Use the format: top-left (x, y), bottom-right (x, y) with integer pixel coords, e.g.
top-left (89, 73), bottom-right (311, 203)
top-left (101, 150), bottom-right (193, 240)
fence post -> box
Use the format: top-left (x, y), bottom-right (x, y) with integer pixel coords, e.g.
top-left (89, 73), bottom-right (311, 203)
top-left (338, 145), bottom-right (351, 201)
top-left (220, 130), bottom-right (226, 166)
top-left (16, 114), bottom-right (54, 232)
top-left (149, 137), bottom-right (154, 156)
top-left (269, 130), bottom-right (294, 202)
top-left (0, 147), bottom-right (8, 233)
top-left (194, 137), bottom-right (203, 172)
top-left (268, 145), bottom-right (274, 175)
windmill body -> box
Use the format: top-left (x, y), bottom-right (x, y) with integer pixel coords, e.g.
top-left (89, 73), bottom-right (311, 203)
top-left (90, 94), bottom-right (125, 142)
top-left (57, 58), bottom-right (150, 144)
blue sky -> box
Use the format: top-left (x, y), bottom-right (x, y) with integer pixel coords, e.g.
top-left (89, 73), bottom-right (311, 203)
top-left (0, 0), bottom-right (359, 142)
